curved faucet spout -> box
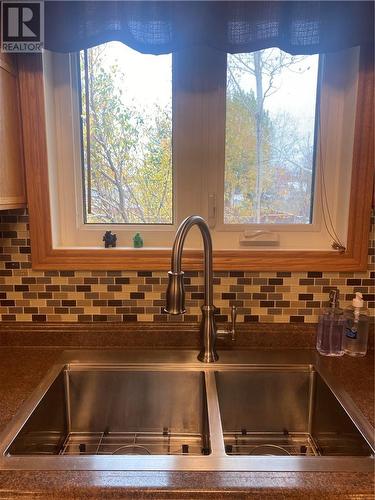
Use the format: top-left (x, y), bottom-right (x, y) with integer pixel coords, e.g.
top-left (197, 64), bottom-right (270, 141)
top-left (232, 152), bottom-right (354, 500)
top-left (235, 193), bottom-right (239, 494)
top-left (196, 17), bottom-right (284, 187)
top-left (164, 215), bottom-right (218, 362)
top-left (170, 215), bottom-right (213, 308)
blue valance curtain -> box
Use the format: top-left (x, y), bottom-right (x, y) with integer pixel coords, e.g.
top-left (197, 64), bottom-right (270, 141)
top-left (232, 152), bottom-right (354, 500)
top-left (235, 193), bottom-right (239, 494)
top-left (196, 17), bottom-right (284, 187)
top-left (44, 1), bottom-right (374, 55)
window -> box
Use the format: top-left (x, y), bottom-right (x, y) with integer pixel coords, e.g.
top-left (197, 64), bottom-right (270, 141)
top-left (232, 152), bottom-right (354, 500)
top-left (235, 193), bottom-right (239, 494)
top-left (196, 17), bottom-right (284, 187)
top-left (80, 43), bottom-right (173, 225)
top-left (79, 46), bottom-right (320, 232)
top-left (40, 43), bottom-right (365, 258)
top-left (225, 50), bottom-right (319, 225)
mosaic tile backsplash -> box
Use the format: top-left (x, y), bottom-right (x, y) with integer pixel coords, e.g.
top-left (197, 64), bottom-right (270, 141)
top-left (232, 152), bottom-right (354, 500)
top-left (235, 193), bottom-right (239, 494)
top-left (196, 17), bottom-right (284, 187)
top-left (0, 210), bottom-right (374, 323)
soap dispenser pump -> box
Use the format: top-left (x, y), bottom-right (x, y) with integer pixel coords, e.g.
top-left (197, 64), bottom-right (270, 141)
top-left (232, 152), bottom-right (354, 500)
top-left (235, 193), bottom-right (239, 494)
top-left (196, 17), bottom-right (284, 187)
top-left (316, 289), bottom-right (345, 356)
top-left (343, 292), bottom-right (369, 357)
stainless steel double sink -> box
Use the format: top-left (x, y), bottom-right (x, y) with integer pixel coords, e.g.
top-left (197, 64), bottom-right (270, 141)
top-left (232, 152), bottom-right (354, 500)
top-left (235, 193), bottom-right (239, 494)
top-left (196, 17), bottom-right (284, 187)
top-left (0, 350), bottom-right (373, 471)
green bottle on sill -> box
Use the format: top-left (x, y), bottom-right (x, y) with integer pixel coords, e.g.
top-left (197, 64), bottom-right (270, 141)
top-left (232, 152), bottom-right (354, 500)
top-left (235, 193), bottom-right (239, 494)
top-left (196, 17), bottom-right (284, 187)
top-left (133, 233), bottom-right (143, 248)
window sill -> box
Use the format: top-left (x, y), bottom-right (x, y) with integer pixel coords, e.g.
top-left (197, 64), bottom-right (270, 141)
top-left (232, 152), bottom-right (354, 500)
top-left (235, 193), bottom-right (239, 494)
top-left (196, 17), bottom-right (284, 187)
top-left (29, 246), bottom-right (369, 271)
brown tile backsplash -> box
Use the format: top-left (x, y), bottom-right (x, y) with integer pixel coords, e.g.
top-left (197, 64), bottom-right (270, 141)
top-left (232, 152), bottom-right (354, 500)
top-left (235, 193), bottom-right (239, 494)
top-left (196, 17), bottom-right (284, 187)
top-left (0, 210), bottom-right (374, 323)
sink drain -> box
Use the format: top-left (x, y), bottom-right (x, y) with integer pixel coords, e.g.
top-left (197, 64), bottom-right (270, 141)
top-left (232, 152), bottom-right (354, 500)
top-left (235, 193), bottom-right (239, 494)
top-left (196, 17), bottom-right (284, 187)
top-left (111, 444), bottom-right (151, 455)
top-left (248, 444), bottom-right (291, 456)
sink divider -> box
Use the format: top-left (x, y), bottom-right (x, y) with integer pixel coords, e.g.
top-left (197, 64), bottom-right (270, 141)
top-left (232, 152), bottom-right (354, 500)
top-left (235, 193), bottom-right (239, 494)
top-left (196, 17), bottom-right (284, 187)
top-left (204, 371), bottom-right (226, 456)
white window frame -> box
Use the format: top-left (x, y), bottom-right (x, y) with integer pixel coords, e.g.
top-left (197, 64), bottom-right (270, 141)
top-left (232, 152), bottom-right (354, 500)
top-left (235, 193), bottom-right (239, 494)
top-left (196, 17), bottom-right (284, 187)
top-left (43, 45), bottom-right (360, 251)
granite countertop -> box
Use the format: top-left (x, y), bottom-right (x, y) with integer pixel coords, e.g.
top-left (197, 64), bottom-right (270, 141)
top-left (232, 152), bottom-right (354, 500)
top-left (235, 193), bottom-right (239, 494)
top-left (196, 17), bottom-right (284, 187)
top-left (0, 346), bottom-right (373, 499)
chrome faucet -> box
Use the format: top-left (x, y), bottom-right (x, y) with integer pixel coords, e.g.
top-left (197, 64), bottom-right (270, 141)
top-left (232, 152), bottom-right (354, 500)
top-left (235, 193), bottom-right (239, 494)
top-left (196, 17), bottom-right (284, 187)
top-left (164, 215), bottom-right (236, 363)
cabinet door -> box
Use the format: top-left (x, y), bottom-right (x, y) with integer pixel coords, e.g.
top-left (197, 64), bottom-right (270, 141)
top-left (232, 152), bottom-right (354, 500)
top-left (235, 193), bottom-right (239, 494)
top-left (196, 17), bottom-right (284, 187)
top-left (0, 53), bottom-right (26, 210)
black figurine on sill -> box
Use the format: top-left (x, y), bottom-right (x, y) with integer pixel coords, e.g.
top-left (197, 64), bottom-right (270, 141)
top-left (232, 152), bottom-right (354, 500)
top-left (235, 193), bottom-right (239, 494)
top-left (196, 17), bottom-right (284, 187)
top-left (103, 231), bottom-right (117, 248)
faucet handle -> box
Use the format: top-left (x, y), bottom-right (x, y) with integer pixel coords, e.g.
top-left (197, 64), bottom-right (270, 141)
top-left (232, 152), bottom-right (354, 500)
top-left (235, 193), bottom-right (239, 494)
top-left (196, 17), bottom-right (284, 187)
top-left (217, 305), bottom-right (237, 341)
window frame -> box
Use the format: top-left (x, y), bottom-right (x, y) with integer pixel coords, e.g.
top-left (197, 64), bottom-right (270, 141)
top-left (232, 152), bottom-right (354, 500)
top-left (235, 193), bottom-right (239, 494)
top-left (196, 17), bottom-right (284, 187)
top-left (45, 48), bottom-right (180, 249)
top-left (207, 48), bottom-right (357, 251)
top-left (78, 46), bottom-right (175, 228)
top-left (17, 45), bottom-right (374, 270)
top-left (47, 46), bottom-right (356, 251)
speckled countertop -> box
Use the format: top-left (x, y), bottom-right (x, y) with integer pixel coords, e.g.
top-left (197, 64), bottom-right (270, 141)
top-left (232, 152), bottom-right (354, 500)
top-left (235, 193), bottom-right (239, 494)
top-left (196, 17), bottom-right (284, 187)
top-left (0, 344), bottom-right (373, 499)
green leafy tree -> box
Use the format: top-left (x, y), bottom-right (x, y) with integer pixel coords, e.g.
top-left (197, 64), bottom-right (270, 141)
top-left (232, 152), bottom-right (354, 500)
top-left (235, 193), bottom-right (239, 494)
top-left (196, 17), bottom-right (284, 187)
top-left (226, 49), bottom-right (314, 224)
top-left (134, 106), bottom-right (172, 223)
top-left (80, 44), bottom-right (172, 224)
top-left (267, 112), bottom-right (315, 222)
top-left (225, 76), bottom-right (272, 223)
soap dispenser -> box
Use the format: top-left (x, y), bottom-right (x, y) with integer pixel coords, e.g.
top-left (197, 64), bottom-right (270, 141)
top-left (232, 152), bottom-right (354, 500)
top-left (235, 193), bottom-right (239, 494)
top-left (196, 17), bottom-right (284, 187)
top-left (316, 289), bottom-right (345, 356)
top-left (343, 292), bottom-right (369, 357)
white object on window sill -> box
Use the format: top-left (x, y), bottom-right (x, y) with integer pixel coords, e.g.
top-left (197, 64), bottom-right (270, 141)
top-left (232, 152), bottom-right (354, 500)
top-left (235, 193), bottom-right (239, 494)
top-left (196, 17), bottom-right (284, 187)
top-left (239, 230), bottom-right (280, 247)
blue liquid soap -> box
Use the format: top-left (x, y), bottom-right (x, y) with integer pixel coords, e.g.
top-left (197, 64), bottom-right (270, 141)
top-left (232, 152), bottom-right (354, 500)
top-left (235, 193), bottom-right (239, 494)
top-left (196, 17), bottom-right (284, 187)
top-left (343, 292), bottom-right (369, 357)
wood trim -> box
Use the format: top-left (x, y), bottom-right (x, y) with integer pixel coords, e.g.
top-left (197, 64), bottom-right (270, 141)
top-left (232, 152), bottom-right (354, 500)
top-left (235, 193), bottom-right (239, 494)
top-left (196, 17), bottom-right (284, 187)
top-left (0, 53), bottom-right (17, 75)
top-left (0, 195), bottom-right (27, 204)
top-left (345, 44), bottom-right (374, 270)
top-left (17, 50), bottom-right (374, 271)
top-left (0, 53), bottom-right (26, 211)
top-left (0, 203), bottom-right (27, 211)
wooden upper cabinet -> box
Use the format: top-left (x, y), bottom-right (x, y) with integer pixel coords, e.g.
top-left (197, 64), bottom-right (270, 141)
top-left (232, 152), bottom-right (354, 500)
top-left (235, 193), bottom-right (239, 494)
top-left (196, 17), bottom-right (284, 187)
top-left (0, 53), bottom-right (26, 210)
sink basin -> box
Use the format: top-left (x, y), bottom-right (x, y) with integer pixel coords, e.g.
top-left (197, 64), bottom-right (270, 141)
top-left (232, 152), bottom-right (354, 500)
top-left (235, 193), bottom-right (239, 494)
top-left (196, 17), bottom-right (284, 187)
top-left (8, 369), bottom-right (210, 456)
top-left (0, 350), bottom-right (373, 471)
top-left (216, 368), bottom-right (372, 457)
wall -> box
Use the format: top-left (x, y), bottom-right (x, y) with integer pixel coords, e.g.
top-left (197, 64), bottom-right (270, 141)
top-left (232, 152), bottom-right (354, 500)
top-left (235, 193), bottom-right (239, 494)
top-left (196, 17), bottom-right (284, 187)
top-left (0, 210), bottom-right (373, 323)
